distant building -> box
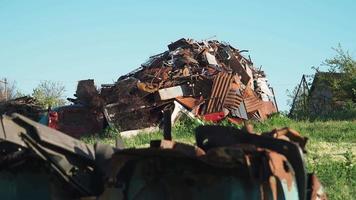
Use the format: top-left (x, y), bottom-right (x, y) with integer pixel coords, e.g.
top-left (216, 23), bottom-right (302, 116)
top-left (289, 72), bottom-right (345, 118)
top-left (308, 72), bottom-right (345, 115)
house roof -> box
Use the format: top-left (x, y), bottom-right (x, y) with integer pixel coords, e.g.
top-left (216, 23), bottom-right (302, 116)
top-left (309, 72), bottom-right (343, 94)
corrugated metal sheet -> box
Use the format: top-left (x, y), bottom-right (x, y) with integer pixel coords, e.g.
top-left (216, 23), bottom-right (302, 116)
top-left (244, 95), bottom-right (263, 113)
top-left (228, 89), bottom-right (248, 119)
top-left (205, 72), bottom-right (233, 114)
top-left (223, 89), bottom-right (243, 111)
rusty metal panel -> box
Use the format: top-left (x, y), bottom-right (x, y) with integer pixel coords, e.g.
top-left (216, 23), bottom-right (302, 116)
top-left (228, 89), bottom-right (248, 119)
top-left (205, 72), bottom-right (234, 114)
top-left (244, 95), bottom-right (263, 113)
top-left (259, 101), bottom-right (278, 119)
top-left (223, 88), bottom-right (243, 111)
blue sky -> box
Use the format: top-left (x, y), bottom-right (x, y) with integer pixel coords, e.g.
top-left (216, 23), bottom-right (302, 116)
top-left (0, 0), bottom-right (355, 111)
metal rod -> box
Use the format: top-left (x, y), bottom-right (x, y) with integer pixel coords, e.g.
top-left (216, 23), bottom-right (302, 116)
top-left (289, 75), bottom-right (304, 117)
top-left (270, 87), bottom-right (279, 112)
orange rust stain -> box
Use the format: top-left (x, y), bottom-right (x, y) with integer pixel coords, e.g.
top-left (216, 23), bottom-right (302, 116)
top-left (268, 151), bottom-right (295, 191)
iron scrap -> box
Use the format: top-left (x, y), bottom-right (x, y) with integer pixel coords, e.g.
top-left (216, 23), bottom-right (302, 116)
top-left (0, 96), bottom-right (44, 121)
top-left (70, 38), bottom-right (278, 131)
top-left (0, 114), bottom-right (327, 199)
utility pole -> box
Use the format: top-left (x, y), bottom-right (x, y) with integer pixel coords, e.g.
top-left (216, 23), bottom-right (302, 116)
top-left (0, 78), bottom-right (8, 101)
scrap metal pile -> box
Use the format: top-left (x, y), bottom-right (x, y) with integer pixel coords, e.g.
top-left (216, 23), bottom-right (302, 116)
top-left (73, 38), bottom-right (278, 131)
top-left (0, 38), bottom-right (328, 200)
top-left (0, 96), bottom-right (43, 121)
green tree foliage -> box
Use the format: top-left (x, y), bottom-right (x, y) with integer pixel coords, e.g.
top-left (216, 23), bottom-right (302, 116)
top-left (32, 81), bottom-right (66, 108)
top-left (289, 45), bottom-right (356, 120)
top-left (322, 44), bottom-right (356, 102)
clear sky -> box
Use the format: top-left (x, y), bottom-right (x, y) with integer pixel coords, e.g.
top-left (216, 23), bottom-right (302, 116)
top-left (0, 0), bottom-right (355, 111)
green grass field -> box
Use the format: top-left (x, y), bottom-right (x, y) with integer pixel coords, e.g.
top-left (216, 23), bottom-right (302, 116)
top-left (82, 114), bottom-right (356, 199)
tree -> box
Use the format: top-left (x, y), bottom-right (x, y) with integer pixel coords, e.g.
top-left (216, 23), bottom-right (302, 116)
top-left (32, 81), bottom-right (66, 108)
top-left (288, 45), bottom-right (356, 120)
top-left (0, 79), bottom-right (22, 102)
top-left (322, 44), bottom-right (356, 102)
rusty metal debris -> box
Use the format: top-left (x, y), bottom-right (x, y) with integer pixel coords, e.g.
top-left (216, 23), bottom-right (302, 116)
top-left (69, 38), bottom-right (278, 132)
top-left (45, 104), bottom-right (106, 138)
top-left (0, 114), bottom-right (326, 199)
top-left (0, 96), bottom-right (44, 121)
top-left (0, 39), bottom-right (328, 200)
top-left (0, 114), bottom-right (103, 199)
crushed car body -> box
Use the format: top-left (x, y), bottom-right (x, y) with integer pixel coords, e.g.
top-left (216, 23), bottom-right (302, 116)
top-left (0, 114), bottom-right (326, 200)
top-left (0, 114), bottom-right (110, 199)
